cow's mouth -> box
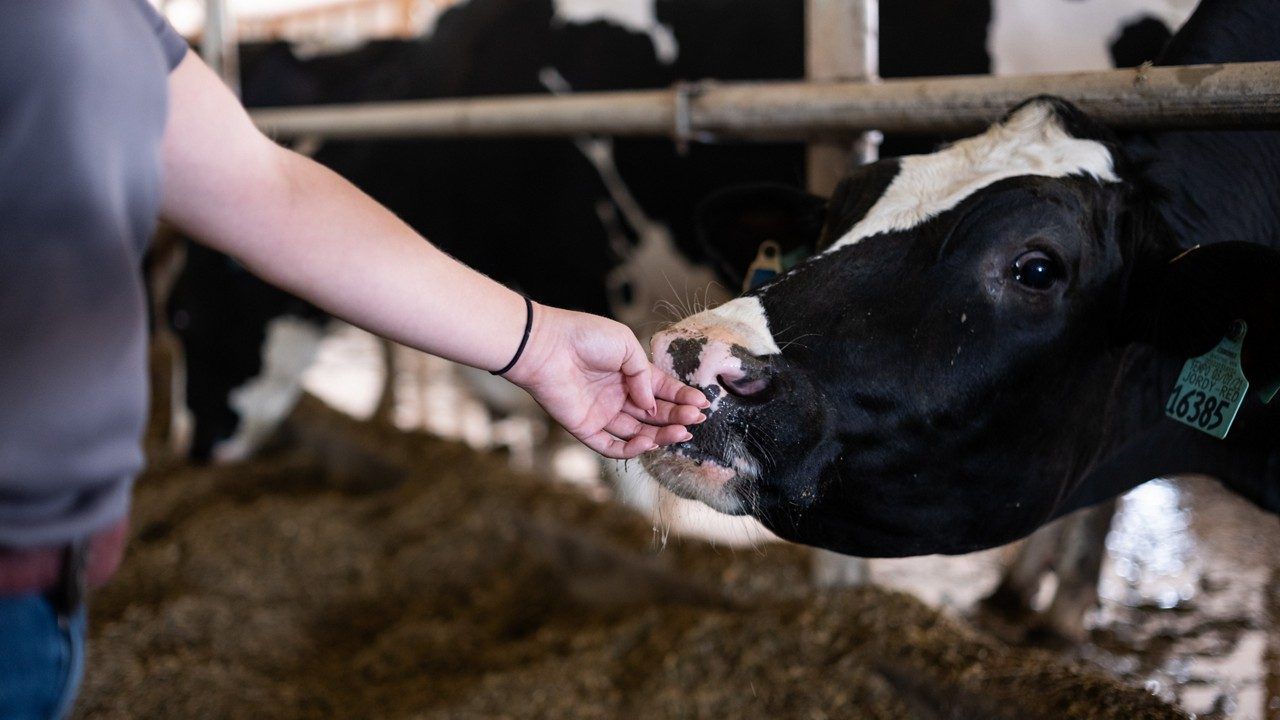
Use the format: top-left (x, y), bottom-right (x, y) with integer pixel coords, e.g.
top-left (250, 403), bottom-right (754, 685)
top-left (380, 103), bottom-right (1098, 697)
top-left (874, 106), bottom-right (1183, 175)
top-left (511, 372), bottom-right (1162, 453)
top-left (641, 441), bottom-right (754, 516)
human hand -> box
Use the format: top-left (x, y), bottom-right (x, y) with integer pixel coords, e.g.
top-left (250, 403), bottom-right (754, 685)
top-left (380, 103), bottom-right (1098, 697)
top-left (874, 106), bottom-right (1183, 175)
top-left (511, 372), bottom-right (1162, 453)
top-left (503, 304), bottom-right (709, 459)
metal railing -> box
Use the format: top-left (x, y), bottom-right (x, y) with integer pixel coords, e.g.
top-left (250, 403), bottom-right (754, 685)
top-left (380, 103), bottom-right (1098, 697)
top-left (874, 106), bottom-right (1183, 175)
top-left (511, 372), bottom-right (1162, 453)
top-left (250, 60), bottom-right (1280, 143)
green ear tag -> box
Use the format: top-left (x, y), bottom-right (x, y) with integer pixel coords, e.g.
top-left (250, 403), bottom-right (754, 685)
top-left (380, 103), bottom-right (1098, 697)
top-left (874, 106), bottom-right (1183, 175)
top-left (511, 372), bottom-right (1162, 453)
top-left (1164, 320), bottom-right (1249, 439)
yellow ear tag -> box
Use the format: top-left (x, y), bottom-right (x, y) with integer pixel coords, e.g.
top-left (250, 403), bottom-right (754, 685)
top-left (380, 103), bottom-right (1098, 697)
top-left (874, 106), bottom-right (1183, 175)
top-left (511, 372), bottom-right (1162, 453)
top-left (744, 240), bottom-right (784, 293)
top-left (1165, 320), bottom-right (1249, 439)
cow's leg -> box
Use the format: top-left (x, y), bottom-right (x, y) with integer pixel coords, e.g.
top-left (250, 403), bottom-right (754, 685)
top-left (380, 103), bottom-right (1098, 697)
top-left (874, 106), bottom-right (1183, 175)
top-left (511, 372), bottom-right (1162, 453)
top-left (812, 550), bottom-right (871, 587)
top-left (983, 502), bottom-right (1116, 640)
top-left (1039, 499), bottom-right (1116, 641)
top-left (985, 515), bottom-right (1068, 618)
top-left (143, 231), bottom-right (193, 460)
top-left (145, 328), bottom-right (181, 458)
top-left (529, 416), bottom-right (566, 477)
top-left (1265, 567), bottom-right (1280, 718)
top-left (371, 338), bottom-right (398, 426)
top-left (213, 316), bottom-right (325, 463)
top-left (415, 351), bottom-right (433, 431)
top-left (155, 329), bottom-right (193, 460)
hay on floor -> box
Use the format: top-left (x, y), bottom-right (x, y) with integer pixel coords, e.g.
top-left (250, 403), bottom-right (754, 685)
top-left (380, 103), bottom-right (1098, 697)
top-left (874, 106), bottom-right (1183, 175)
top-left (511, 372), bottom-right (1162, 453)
top-left (75, 395), bottom-right (1183, 720)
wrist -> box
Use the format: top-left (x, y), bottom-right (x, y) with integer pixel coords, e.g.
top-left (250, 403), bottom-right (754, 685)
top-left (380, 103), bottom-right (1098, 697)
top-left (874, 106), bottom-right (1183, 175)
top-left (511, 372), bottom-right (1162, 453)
top-left (490, 295), bottom-right (534, 376)
top-left (501, 301), bottom-right (555, 388)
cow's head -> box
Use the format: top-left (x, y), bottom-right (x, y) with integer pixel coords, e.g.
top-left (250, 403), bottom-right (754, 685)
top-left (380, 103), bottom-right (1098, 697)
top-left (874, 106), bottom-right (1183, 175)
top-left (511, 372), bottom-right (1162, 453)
top-left (644, 97), bottom-right (1280, 557)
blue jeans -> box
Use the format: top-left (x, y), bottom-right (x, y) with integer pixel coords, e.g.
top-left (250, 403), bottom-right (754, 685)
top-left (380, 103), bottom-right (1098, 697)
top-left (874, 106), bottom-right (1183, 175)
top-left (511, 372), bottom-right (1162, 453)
top-left (0, 595), bottom-right (86, 720)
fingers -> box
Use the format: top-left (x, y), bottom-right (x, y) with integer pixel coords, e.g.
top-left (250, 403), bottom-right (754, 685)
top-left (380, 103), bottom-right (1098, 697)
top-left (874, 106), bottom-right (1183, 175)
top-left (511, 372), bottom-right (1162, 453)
top-left (606, 415), bottom-right (694, 443)
top-left (581, 429), bottom-right (656, 460)
top-left (586, 416), bottom-right (695, 460)
top-left (623, 398), bottom-right (705, 427)
top-left (652, 368), bottom-right (710, 408)
top-left (605, 414), bottom-right (648, 441)
top-left (620, 339), bottom-right (657, 415)
top-left (652, 423), bottom-right (696, 446)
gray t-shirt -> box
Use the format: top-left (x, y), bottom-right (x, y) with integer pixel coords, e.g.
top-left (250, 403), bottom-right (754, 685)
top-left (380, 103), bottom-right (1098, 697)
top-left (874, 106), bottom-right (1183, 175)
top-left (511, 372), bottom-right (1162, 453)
top-left (0, 0), bottom-right (188, 547)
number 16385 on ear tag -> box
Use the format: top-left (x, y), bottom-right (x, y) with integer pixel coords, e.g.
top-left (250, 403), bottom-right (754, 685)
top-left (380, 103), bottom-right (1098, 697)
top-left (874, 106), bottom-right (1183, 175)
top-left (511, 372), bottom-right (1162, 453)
top-left (1165, 320), bottom-right (1249, 439)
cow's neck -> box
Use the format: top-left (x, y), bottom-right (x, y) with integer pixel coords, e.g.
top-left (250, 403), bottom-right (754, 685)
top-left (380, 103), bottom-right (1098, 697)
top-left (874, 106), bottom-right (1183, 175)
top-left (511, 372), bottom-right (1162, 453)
top-left (1061, 345), bottom-right (1272, 512)
top-left (1124, 0), bottom-right (1280, 251)
top-left (1059, 1), bottom-right (1280, 518)
top-left (1067, 354), bottom-right (1280, 520)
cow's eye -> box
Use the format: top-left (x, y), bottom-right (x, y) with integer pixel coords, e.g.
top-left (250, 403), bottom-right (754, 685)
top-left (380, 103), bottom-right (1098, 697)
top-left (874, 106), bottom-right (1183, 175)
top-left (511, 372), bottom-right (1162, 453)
top-left (1010, 250), bottom-right (1063, 290)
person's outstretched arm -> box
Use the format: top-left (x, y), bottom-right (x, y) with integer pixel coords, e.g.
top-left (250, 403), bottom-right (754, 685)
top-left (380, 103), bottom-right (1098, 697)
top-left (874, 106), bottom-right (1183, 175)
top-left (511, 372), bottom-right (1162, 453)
top-left (158, 51), bottom-right (706, 459)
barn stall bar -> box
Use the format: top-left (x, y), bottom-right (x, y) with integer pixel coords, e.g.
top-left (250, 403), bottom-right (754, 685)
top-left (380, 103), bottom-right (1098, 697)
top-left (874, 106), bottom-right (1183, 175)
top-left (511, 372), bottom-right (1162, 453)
top-left (250, 59), bottom-right (1280, 141)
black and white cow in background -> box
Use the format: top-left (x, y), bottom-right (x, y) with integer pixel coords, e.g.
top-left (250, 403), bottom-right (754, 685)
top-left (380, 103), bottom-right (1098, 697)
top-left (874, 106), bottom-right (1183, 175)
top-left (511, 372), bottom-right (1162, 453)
top-left (645, 0), bottom-right (1280, 561)
top-left (168, 0), bottom-right (1195, 462)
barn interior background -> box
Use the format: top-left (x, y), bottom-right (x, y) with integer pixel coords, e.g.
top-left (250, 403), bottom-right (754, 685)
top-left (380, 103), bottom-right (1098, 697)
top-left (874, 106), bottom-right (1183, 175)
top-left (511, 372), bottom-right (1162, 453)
top-left (83, 0), bottom-right (1280, 717)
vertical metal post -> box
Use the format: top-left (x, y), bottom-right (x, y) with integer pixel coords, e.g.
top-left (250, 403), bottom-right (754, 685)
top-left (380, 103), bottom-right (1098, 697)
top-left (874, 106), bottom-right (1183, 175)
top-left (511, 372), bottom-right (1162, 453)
top-left (202, 0), bottom-right (240, 95)
top-left (805, 0), bottom-right (879, 195)
top-left (806, 0), bottom-right (877, 587)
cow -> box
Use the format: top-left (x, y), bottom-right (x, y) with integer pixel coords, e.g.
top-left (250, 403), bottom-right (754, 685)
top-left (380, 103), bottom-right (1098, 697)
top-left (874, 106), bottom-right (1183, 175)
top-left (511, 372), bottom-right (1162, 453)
top-left (643, 0), bottom-right (1280, 563)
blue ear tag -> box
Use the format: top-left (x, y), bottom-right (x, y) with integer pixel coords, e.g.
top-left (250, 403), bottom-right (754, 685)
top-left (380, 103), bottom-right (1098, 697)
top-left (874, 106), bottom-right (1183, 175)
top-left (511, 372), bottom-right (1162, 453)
top-left (744, 240), bottom-right (783, 292)
top-left (1165, 320), bottom-right (1249, 439)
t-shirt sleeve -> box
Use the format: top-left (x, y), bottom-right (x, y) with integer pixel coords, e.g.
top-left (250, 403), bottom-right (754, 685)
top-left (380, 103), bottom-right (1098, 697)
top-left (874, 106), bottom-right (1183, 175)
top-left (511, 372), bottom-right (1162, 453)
top-left (130, 0), bottom-right (190, 70)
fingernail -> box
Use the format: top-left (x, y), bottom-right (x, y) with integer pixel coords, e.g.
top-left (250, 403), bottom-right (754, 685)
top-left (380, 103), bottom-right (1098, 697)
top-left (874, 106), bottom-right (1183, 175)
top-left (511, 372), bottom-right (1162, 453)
top-left (679, 431), bottom-right (693, 442)
top-left (642, 439), bottom-right (657, 451)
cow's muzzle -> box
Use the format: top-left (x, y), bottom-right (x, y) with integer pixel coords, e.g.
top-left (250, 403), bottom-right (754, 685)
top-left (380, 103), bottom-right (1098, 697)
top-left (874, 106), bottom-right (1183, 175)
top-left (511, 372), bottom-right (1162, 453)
top-left (651, 332), bottom-right (777, 411)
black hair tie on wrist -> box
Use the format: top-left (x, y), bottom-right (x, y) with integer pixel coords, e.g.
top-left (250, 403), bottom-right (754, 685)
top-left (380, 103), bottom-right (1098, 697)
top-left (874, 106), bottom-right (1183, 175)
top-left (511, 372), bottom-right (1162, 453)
top-left (492, 296), bottom-right (534, 376)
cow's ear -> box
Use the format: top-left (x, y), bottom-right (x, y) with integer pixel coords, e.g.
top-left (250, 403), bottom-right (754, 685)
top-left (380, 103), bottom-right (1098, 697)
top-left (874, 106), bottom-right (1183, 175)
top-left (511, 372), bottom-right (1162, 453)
top-left (1123, 241), bottom-right (1280, 393)
top-left (695, 184), bottom-right (826, 290)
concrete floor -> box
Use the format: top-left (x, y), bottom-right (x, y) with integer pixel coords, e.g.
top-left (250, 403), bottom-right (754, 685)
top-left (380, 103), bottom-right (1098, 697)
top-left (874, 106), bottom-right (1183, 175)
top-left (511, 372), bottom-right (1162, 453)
top-left (871, 476), bottom-right (1280, 719)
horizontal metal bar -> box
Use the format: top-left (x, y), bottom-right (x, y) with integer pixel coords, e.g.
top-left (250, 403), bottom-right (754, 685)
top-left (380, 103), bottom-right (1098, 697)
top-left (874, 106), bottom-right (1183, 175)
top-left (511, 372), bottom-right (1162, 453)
top-left (250, 60), bottom-right (1280, 141)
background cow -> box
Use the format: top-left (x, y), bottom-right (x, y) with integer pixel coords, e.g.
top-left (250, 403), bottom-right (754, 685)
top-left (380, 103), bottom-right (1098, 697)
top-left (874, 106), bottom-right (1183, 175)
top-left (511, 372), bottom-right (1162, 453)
top-left (164, 0), bottom-right (1193, 462)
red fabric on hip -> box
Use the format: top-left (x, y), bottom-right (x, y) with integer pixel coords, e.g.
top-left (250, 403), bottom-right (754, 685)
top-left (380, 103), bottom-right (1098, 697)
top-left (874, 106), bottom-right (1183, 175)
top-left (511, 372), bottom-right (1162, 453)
top-left (0, 519), bottom-right (128, 596)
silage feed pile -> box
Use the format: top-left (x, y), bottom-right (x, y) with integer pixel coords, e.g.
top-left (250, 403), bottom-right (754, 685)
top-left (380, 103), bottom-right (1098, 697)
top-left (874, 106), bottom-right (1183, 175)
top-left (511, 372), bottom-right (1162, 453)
top-left (74, 396), bottom-right (1184, 720)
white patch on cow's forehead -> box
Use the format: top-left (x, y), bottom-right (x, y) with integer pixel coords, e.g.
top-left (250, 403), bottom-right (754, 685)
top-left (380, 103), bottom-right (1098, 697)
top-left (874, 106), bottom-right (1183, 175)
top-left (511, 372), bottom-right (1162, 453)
top-left (825, 101), bottom-right (1120, 254)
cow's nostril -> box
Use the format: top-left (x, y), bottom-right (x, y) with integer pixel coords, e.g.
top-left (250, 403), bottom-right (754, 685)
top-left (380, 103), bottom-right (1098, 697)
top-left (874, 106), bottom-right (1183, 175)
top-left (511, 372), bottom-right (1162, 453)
top-left (718, 372), bottom-right (772, 400)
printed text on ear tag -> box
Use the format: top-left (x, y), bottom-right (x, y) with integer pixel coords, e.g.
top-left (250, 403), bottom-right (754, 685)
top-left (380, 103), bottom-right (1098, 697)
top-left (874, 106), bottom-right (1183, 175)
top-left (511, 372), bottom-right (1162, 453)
top-left (1165, 320), bottom-right (1249, 439)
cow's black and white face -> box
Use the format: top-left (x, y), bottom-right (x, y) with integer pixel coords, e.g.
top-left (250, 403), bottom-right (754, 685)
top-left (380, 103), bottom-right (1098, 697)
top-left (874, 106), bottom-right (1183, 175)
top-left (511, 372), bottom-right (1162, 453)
top-left (645, 99), bottom-right (1151, 557)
